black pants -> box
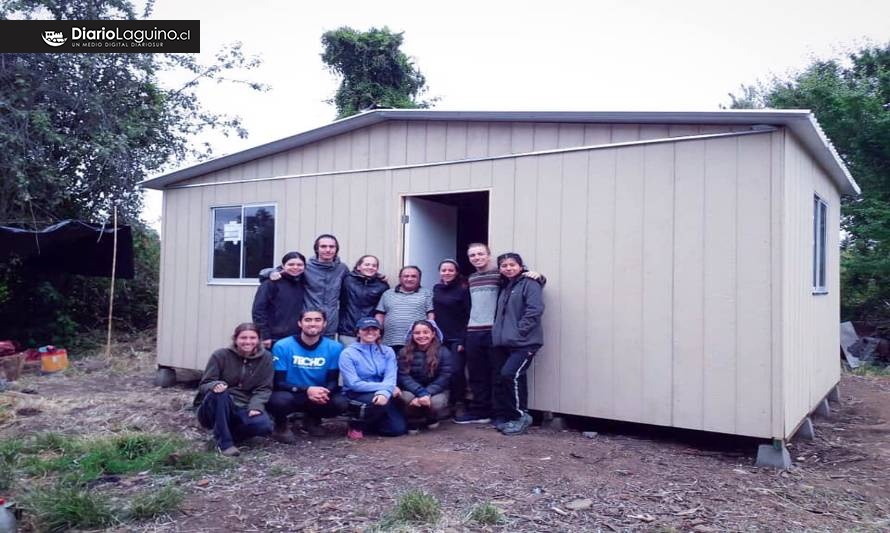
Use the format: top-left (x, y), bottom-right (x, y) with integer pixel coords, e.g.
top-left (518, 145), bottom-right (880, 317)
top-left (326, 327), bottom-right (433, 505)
top-left (266, 390), bottom-right (348, 424)
top-left (196, 391), bottom-right (273, 449)
top-left (492, 347), bottom-right (536, 421)
top-left (445, 339), bottom-right (466, 406)
top-left (345, 391), bottom-right (406, 436)
top-left (464, 330), bottom-right (494, 417)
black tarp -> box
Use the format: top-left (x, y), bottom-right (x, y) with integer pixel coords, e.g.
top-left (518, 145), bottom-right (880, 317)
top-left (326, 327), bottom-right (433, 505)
top-left (0, 220), bottom-right (134, 278)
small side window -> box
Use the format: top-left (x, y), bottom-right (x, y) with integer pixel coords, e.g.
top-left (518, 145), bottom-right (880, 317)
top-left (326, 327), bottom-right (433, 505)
top-left (211, 204), bottom-right (276, 281)
top-left (812, 195), bottom-right (828, 293)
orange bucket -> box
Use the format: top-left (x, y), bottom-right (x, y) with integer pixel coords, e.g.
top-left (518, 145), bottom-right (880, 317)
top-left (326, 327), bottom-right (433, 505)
top-left (41, 349), bottom-right (69, 373)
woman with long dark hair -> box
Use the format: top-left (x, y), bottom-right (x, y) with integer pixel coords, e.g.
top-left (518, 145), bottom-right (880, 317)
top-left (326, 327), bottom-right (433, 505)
top-left (432, 259), bottom-right (470, 412)
top-left (491, 253), bottom-right (545, 436)
top-left (252, 251), bottom-right (306, 349)
top-left (397, 320), bottom-right (455, 432)
top-left (195, 323), bottom-right (275, 456)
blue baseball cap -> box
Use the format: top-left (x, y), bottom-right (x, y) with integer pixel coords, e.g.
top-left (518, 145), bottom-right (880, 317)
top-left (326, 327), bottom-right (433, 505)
top-left (355, 317), bottom-right (382, 330)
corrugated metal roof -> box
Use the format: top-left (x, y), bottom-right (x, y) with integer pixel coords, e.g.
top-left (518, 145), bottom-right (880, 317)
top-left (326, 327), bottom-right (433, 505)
top-left (141, 109), bottom-right (859, 195)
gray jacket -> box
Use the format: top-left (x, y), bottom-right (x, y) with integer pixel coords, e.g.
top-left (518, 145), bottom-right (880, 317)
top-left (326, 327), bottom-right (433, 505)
top-left (304, 257), bottom-right (349, 336)
top-left (491, 275), bottom-right (545, 350)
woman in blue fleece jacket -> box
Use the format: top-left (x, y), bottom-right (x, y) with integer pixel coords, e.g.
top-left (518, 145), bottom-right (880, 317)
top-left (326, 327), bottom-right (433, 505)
top-left (338, 317), bottom-right (406, 439)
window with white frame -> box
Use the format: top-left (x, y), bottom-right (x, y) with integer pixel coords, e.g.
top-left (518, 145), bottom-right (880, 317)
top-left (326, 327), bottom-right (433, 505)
top-left (211, 204), bottom-right (276, 280)
top-left (812, 195), bottom-right (828, 293)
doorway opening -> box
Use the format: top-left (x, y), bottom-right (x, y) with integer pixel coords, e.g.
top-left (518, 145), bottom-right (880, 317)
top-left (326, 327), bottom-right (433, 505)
top-left (402, 190), bottom-right (489, 282)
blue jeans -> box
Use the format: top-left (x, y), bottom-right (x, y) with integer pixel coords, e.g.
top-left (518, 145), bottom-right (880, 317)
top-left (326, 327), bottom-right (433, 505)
top-left (344, 391), bottom-right (406, 436)
top-left (197, 391), bottom-right (273, 449)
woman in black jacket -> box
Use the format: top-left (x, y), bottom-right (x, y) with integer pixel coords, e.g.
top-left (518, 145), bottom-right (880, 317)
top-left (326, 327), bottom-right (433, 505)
top-left (339, 255), bottom-right (390, 344)
top-left (432, 259), bottom-right (470, 410)
top-left (491, 252), bottom-right (545, 436)
top-left (251, 251), bottom-right (306, 349)
top-left (397, 320), bottom-right (455, 432)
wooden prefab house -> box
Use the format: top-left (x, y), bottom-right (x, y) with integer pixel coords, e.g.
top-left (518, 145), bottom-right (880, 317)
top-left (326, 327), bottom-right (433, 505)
top-left (142, 110), bottom-right (858, 446)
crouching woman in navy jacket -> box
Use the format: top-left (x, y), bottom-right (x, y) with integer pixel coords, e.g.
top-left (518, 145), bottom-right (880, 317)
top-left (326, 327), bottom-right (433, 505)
top-left (338, 317), bottom-right (407, 440)
top-left (195, 323), bottom-right (275, 456)
top-left (397, 320), bottom-right (455, 432)
top-left (491, 253), bottom-right (545, 436)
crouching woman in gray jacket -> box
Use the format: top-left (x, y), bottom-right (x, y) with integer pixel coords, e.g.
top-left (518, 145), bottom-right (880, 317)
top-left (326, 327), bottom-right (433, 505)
top-left (195, 323), bottom-right (275, 456)
top-left (397, 320), bottom-right (455, 432)
top-left (491, 253), bottom-right (545, 436)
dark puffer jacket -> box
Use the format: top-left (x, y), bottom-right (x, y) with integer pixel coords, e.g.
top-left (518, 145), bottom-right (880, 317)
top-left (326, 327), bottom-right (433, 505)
top-left (397, 345), bottom-right (455, 397)
top-left (251, 273), bottom-right (305, 342)
top-left (491, 274), bottom-right (545, 350)
top-left (339, 270), bottom-right (390, 336)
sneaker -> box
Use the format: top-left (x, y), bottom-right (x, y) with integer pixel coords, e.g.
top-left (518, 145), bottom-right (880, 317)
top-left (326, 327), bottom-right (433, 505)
top-left (407, 428), bottom-right (421, 436)
top-left (218, 445), bottom-right (241, 457)
top-left (453, 413), bottom-right (492, 424)
top-left (492, 417), bottom-right (509, 430)
top-left (347, 428), bottom-right (364, 440)
top-left (426, 421), bottom-right (440, 430)
top-left (500, 413), bottom-right (533, 436)
top-left (272, 420), bottom-right (297, 444)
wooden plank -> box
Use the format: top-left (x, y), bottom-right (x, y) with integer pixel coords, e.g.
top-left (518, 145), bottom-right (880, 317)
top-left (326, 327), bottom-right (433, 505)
top-left (640, 142), bottom-right (674, 426)
top-left (194, 185), bottom-right (215, 371)
top-left (669, 124), bottom-right (700, 138)
top-left (346, 172), bottom-right (369, 259)
top-left (672, 139), bottom-right (706, 430)
top-left (533, 123), bottom-right (559, 150)
top-left (156, 191), bottom-right (175, 367)
top-left (351, 128), bottom-right (371, 170)
top-left (702, 136), bottom-right (738, 434)
top-left (334, 133), bottom-right (352, 171)
top-left (331, 174), bottom-right (350, 249)
top-left (585, 148), bottom-right (617, 418)
top-left (511, 123), bottom-right (535, 153)
top-left (584, 124), bottom-right (611, 145)
top-left (447, 122), bottom-right (470, 189)
top-left (406, 122), bottom-right (427, 164)
top-left (488, 123), bottom-right (512, 156)
top-left (466, 122), bottom-right (489, 158)
top-left (557, 150), bottom-right (589, 415)
top-left (770, 130), bottom-right (785, 439)
top-left (315, 174), bottom-right (335, 234)
top-left (387, 121), bottom-right (408, 166)
top-left (368, 123), bottom-right (389, 168)
top-left (639, 124), bottom-right (669, 140)
top-left (363, 171), bottom-right (387, 266)
top-left (302, 142), bottom-right (320, 174)
top-left (531, 153), bottom-right (562, 411)
top-left (168, 190), bottom-right (188, 369)
top-left (612, 145), bottom-right (645, 423)
top-left (489, 159), bottom-right (514, 251)
top-left (317, 137), bottom-right (335, 172)
top-left (557, 124), bottom-right (585, 148)
top-left (286, 147), bottom-right (303, 174)
top-left (735, 133), bottom-right (773, 438)
top-left (425, 122), bottom-right (447, 162)
top-left (298, 176), bottom-right (318, 250)
top-left (181, 187), bottom-right (203, 369)
top-left (611, 124), bottom-right (640, 143)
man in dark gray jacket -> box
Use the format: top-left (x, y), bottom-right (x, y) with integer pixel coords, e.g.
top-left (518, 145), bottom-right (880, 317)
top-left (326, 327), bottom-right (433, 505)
top-left (304, 234), bottom-right (349, 337)
top-left (491, 252), bottom-right (545, 436)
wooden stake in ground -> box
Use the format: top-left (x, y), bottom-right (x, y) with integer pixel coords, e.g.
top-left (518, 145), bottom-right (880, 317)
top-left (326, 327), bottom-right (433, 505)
top-left (105, 205), bottom-right (118, 360)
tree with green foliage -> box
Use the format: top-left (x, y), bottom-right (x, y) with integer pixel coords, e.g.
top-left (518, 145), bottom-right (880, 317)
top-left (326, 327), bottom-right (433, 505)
top-left (321, 26), bottom-right (433, 119)
top-left (730, 44), bottom-right (890, 322)
top-left (0, 0), bottom-right (266, 346)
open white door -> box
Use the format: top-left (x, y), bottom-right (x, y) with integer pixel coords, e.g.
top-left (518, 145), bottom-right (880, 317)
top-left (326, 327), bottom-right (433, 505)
top-left (404, 197), bottom-right (458, 286)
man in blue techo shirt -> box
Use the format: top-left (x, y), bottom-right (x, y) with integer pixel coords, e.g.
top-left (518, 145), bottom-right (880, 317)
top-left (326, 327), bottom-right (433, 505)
top-left (267, 309), bottom-right (347, 442)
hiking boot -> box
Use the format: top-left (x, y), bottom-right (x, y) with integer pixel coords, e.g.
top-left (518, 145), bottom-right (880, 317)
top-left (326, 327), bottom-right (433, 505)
top-left (453, 413), bottom-right (491, 424)
top-left (500, 413), bottom-right (533, 436)
top-left (218, 445), bottom-right (241, 457)
top-left (302, 417), bottom-right (326, 438)
top-left (347, 428), bottom-right (364, 440)
top-left (272, 420), bottom-right (297, 444)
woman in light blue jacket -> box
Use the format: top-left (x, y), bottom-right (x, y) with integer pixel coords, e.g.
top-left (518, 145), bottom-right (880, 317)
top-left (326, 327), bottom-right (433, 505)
top-left (338, 317), bottom-right (406, 439)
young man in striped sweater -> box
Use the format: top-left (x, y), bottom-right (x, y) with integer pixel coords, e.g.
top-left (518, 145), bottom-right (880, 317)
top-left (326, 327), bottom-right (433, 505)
top-left (454, 243), bottom-right (543, 426)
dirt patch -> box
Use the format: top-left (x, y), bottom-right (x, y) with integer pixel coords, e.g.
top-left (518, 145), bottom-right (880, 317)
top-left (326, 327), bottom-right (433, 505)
top-left (3, 356), bottom-right (890, 532)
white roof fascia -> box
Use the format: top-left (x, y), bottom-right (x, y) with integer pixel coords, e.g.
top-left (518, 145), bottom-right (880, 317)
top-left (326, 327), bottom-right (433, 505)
top-left (141, 109), bottom-right (859, 195)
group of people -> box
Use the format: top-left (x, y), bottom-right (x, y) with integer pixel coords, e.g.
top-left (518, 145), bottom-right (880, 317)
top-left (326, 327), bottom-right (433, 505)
top-left (194, 234), bottom-right (545, 456)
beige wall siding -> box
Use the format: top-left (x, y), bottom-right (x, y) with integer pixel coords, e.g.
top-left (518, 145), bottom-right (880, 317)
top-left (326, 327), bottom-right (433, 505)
top-left (781, 133), bottom-right (841, 438)
top-left (157, 121), bottom-right (848, 439)
top-left (172, 122), bottom-right (744, 188)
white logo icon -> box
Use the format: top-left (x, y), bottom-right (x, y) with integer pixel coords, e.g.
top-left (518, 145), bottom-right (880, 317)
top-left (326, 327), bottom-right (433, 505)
top-left (42, 31), bottom-right (67, 47)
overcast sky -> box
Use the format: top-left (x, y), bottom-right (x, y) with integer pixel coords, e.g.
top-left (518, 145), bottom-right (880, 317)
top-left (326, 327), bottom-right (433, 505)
top-left (142, 0), bottom-right (890, 228)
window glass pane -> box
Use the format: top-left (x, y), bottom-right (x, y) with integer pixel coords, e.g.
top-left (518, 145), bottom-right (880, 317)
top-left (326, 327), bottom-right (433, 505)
top-left (818, 202), bottom-right (827, 288)
top-left (813, 197), bottom-right (818, 287)
top-left (212, 207), bottom-right (242, 279)
top-left (243, 205), bottom-right (276, 279)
